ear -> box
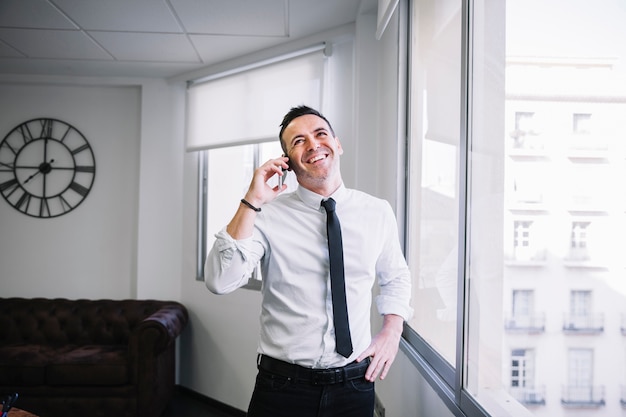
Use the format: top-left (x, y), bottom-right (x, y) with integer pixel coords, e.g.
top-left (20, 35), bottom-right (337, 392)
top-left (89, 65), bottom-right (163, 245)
top-left (335, 136), bottom-right (344, 155)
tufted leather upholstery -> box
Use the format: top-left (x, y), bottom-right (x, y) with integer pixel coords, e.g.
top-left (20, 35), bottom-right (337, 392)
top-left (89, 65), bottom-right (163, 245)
top-left (0, 298), bottom-right (188, 417)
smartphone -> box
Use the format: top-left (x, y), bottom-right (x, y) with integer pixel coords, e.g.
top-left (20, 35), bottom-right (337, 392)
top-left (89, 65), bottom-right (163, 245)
top-left (278, 156), bottom-right (290, 188)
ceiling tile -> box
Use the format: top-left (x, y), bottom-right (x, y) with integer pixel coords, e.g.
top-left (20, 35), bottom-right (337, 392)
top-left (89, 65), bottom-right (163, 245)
top-left (0, 39), bottom-right (25, 58)
top-left (0, 28), bottom-right (113, 60)
top-left (53, 0), bottom-right (183, 32)
top-left (288, 0), bottom-right (362, 37)
top-left (90, 32), bottom-right (200, 62)
top-left (171, 0), bottom-right (287, 36)
top-left (190, 34), bottom-right (283, 66)
top-left (0, 0), bottom-right (77, 29)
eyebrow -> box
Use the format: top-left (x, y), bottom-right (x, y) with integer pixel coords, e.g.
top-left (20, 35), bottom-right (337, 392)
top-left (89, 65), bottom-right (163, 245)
top-left (290, 127), bottom-right (330, 144)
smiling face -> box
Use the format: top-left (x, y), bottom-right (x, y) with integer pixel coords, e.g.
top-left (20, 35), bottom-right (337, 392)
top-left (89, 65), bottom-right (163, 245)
top-left (281, 114), bottom-right (343, 196)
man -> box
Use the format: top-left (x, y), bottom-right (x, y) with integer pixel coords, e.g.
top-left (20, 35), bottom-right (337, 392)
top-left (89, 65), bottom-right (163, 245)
top-left (205, 105), bottom-right (412, 417)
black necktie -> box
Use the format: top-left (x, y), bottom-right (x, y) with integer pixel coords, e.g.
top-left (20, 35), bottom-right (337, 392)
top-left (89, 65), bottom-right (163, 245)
top-left (321, 198), bottom-right (353, 358)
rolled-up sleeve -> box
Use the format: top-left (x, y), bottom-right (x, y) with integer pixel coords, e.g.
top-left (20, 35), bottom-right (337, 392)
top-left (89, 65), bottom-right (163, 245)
top-left (204, 227), bottom-right (265, 294)
top-left (375, 204), bottom-right (414, 321)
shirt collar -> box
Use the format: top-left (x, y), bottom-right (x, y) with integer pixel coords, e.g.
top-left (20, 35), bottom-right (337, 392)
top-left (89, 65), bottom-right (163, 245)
top-left (296, 183), bottom-right (347, 211)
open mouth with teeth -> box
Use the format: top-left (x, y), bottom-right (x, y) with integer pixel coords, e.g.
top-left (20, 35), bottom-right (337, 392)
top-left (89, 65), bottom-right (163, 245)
top-left (307, 153), bottom-right (328, 164)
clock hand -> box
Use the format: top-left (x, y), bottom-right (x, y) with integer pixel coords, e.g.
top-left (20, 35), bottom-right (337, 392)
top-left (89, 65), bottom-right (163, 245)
top-left (23, 159), bottom-right (55, 184)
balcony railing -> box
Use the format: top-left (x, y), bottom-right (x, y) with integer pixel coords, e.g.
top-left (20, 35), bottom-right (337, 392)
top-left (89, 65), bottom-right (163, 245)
top-left (505, 313), bottom-right (546, 333)
top-left (510, 386), bottom-right (546, 406)
top-left (561, 385), bottom-right (605, 408)
top-left (562, 313), bottom-right (604, 334)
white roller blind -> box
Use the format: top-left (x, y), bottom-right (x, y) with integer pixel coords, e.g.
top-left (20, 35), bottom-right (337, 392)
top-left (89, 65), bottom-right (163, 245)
top-left (186, 49), bottom-right (326, 151)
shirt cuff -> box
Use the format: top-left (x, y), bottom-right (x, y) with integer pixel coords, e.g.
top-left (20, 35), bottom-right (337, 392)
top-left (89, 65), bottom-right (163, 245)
top-left (214, 227), bottom-right (256, 269)
top-left (376, 296), bottom-right (414, 322)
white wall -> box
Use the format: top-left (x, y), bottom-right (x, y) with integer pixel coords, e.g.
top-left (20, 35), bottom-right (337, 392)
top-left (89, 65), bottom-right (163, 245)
top-left (0, 76), bottom-right (184, 301)
top-left (135, 79), bottom-right (185, 300)
top-left (0, 7), bottom-right (456, 417)
top-left (0, 81), bottom-right (141, 298)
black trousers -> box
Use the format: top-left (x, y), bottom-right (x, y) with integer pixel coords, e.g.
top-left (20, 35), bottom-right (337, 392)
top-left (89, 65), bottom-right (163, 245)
top-left (247, 356), bottom-right (375, 417)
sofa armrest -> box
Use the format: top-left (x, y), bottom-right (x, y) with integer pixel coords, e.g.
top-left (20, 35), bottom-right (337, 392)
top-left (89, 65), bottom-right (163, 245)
top-left (131, 302), bottom-right (189, 353)
top-left (129, 301), bottom-right (188, 416)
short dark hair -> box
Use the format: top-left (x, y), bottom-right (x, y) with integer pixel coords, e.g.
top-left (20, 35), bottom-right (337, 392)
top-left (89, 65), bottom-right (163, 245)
top-left (279, 105), bottom-right (335, 154)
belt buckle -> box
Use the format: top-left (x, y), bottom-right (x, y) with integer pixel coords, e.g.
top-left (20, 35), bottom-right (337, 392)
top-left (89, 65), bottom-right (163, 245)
top-left (312, 369), bottom-right (340, 385)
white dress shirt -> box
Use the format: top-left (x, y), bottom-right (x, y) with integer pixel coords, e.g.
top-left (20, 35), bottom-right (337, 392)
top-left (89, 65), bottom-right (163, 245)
top-left (205, 184), bottom-right (413, 369)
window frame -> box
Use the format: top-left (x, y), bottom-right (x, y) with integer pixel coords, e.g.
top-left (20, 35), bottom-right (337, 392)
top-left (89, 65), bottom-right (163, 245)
top-left (399, 0), bottom-right (488, 415)
top-left (400, 0), bottom-right (530, 416)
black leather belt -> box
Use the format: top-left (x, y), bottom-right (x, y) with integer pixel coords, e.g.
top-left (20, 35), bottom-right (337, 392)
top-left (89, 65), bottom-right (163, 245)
top-left (258, 355), bottom-right (370, 385)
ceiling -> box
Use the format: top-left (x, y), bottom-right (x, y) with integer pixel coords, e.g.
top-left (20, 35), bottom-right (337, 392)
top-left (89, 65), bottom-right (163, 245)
top-left (0, 0), bottom-right (374, 79)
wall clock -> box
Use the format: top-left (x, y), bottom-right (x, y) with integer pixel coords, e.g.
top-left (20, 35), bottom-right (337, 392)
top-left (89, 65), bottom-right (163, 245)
top-left (0, 118), bottom-right (96, 218)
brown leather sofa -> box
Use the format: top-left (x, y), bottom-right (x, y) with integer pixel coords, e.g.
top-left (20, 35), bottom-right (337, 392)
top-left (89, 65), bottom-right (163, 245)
top-left (0, 298), bottom-right (188, 417)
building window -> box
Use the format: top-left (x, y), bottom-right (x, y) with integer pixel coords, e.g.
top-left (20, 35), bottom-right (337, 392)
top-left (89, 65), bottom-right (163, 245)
top-left (515, 112), bottom-right (536, 134)
top-left (570, 111), bottom-right (610, 151)
top-left (511, 112), bottom-right (539, 148)
top-left (563, 348), bottom-right (605, 407)
top-left (506, 290), bottom-right (544, 333)
top-left (573, 113), bottom-right (592, 135)
top-left (510, 349), bottom-right (545, 405)
top-left (514, 221), bottom-right (531, 250)
top-left (563, 290), bottom-right (603, 333)
top-left (512, 290), bottom-right (533, 318)
top-left (511, 219), bottom-right (545, 262)
top-left (511, 348), bottom-right (532, 388)
top-left (570, 290), bottom-right (592, 317)
top-left (569, 221), bottom-right (590, 260)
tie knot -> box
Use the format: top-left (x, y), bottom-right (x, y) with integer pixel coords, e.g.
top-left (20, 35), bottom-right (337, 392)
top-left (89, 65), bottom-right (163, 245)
top-left (321, 198), bottom-right (336, 213)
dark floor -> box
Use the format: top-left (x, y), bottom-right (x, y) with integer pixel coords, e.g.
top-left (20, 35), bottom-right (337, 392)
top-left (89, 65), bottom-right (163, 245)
top-left (162, 387), bottom-right (245, 417)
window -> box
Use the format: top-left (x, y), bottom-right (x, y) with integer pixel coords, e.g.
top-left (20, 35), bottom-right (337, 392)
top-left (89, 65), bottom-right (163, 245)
top-left (512, 112), bottom-right (539, 148)
top-left (515, 112), bottom-right (535, 134)
top-left (506, 290), bottom-right (545, 333)
top-left (573, 113), bottom-right (592, 135)
top-left (513, 221), bottom-right (531, 256)
top-left (510, 349), bottom-right (544, 405)
top-left (512, 290), bottom-right (533, 318)
top-left (507, 290), bottom-right (544, 332)
top-left (570, 290), bottom-right (591, 320)
top-left (569, 221), bottom-right (590, 260)
top-left (405, 0), bottom-right (462, 370)
top-left (511, 349), bottom-right (530, 388)
top-left (570, 111), bottom-right (611, 152)
top-left (509, 219), bottom-right (546, 263)
top-left (509, 110), bottom-right (545, 151)
top-left (563, 349), bottom-right (604, 407)
top-left (564, 290), bottom-right (604, 334)
top-left (404, 0), bottom-right (626, 416)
